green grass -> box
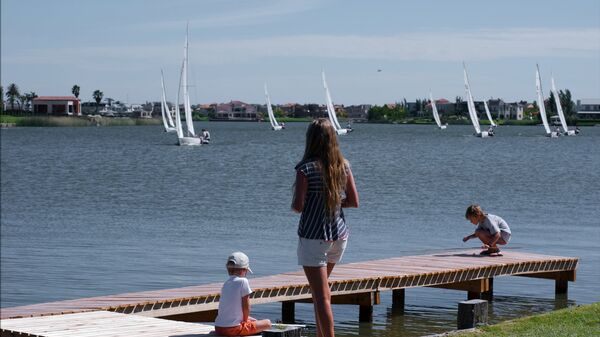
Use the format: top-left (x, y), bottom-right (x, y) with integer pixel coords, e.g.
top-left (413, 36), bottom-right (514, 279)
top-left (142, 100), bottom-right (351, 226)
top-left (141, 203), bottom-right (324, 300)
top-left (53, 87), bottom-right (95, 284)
top-left (0, 115), bottom-right (162, 127)
top-left (458, 302), bottom-right (600, 337)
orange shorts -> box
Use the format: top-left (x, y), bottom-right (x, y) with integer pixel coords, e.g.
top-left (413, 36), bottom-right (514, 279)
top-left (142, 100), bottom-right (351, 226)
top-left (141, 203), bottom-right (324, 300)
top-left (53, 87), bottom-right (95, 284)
top-left (215, 320), bottom-right (258, 336)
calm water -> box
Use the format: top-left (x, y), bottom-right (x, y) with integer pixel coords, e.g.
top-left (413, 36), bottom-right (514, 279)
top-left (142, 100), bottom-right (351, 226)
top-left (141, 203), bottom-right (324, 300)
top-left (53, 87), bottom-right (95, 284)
top-left (1, 123), bottom-right (599, 336)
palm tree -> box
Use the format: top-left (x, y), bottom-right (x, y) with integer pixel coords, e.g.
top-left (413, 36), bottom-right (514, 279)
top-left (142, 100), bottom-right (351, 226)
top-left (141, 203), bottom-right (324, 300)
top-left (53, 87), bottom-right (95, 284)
top-left (18, 95), bottom-right (27, 112)
top-left (25, 92), bottom-right (37, 113)
top-left (93, 90), bottom-right (103, 114)
top-left (6, 83), bottom-right (20, 111)
top-left (72, 85), bottom-right (80, 99)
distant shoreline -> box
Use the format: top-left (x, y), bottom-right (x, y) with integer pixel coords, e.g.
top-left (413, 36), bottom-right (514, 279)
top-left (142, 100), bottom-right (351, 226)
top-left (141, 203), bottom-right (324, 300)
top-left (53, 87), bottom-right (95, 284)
top-left (1, 115), bottom-right (597, 127)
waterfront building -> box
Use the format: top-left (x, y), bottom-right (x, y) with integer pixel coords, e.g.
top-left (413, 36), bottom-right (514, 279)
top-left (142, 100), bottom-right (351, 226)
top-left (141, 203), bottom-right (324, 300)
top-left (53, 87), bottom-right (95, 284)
top-left (576, 99), bottom-right (600, 119)
top-left (345, 104), bottom-right (371, 121)
top-left (487, 99), bottom-right (525, 120)
top-left (32, 96), bottom-right (81, 116)
top-left (214, 100), bottom-right (257, 121)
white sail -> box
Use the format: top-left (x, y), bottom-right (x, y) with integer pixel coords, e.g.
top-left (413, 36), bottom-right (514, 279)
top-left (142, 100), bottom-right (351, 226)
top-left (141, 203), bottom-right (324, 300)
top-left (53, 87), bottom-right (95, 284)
top-left (429, 91), bottom-right (445, 129)
top-left (551, 76), bottom-right (570, 133)
top-left (182, 25), bottom-right (196, 137)
top-left (535, 65), bottom-right (552, 135)
top-left (174, 61), bottom-right (185, 139)
top-left (483, 101), bottom-right (497, 127)
top-left (160, 70), bottom-right (176, 132)
top-left (463, 64), bottom-right (481, 134)
top-left (321, 71), bottom-right (344, 132)
top-left (264, 84), bottom-right (282, 130)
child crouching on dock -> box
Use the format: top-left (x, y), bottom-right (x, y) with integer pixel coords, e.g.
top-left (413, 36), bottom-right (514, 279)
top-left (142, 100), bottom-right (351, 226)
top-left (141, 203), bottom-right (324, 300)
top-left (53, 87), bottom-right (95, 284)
top-left (214, 252), bottom-right (271, 336)
top-left (462, 205), bottom-right (512, 256)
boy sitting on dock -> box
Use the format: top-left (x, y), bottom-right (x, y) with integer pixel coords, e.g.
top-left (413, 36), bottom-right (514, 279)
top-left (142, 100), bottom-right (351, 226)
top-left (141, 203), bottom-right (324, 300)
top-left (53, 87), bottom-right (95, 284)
top-left (214, 252), bottom-right (271, 336)
top-left (462, 204), bottom-right (512, 256)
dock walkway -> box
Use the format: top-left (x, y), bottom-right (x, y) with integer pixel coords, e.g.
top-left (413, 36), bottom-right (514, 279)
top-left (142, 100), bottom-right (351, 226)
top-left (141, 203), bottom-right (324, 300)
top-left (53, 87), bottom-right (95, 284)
top-left (1, 250), bottom-right (578, 334)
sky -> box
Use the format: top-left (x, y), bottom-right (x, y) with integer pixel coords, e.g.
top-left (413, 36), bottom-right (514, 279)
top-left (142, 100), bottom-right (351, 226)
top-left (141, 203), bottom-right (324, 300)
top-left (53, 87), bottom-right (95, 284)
top-left (2, 0), bottom-right (599, 105)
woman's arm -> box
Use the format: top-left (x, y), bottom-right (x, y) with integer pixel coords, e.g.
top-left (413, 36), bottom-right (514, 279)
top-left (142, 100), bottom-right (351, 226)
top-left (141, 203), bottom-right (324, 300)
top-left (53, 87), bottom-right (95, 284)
top-left (291, 171), bottom-right (307, 213)
top-left (341, 168), bottom-right (359, 208)
top-left (241, 294), bottom-right (250, 322)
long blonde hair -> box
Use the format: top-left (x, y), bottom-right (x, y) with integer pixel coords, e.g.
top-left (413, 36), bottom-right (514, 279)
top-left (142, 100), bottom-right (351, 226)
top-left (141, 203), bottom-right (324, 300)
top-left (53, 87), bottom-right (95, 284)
top-left (302, 118), bottom-right (347, 218)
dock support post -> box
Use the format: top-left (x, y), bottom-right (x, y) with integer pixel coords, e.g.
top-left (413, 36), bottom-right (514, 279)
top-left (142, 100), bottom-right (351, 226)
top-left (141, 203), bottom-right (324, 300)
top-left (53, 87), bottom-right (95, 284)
top-left (555, 272), bottom-right (568, 295)
top-left (392, 289), bottom-right (405, 314)
top-left (357, 292), bottom-right (380, 322)
top-left (359, 304), bottom-right (373, 322)
top-left (481, 278), bottom-right (493, 301)
top-left (467, 291), bottom-right (480, 300)
top-left (282, 301), bottom-right (295, 323)
top-left (457, 299), bottom-right (488, 329)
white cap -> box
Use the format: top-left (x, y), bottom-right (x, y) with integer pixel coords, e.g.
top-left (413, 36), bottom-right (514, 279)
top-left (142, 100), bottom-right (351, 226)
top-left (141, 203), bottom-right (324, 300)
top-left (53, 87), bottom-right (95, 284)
top-left (227, 251), bottom-right (252, 273)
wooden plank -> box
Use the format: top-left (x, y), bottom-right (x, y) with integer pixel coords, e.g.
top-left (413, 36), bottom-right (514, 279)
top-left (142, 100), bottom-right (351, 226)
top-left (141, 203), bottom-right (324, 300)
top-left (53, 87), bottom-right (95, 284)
top-left (1, 311), bottom-right (217, 337)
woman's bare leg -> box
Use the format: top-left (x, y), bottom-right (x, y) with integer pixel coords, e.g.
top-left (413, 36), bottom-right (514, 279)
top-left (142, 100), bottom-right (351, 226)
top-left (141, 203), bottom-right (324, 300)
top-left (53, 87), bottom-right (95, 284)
top-left (304, 266), bottom-right (334, 337)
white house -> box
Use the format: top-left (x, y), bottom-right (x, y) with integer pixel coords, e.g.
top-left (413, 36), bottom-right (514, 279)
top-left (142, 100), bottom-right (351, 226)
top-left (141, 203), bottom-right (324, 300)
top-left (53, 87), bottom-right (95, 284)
top-left (33, 96), bottom-right (81, 116)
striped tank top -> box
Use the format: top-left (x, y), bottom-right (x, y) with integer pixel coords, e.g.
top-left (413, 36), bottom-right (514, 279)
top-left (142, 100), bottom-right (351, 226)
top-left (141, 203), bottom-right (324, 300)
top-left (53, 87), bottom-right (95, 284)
top-left (295, 159), bottom-right (349, 241)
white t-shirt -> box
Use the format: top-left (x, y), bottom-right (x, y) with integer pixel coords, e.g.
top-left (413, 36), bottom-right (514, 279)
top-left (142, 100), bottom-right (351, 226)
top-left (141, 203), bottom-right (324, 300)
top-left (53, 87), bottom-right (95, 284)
top-left (215, 275), bottom-right (252, 327)
top-left (477, 214), bottom-right (511, 235)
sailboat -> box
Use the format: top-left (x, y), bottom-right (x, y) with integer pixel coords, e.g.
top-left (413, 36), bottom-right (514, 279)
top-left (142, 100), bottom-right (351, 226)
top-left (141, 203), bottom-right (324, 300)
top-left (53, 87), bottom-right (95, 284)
top-left (535, 64), bottom-right (560, 138)
top-left (322, 71), bottom-right (351, 135)
top-left (429, 91), bottom-right (447, 129)
top-left (551, 75), bottom-right (577, 136)
top-left (483, 101), bottom-right (497, 127)
top-left (463, 63), bottom-right (491, 137)
top-left (264, 84), bottom-right (283, 130)
top-left (160, 70), bottom-right (176, 133)
top-left (175, 26), bottom-right (201, 146)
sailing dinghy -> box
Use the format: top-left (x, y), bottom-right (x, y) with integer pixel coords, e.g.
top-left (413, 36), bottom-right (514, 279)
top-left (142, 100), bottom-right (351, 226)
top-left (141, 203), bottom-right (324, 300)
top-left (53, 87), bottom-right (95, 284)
top-left (322, 71), bottom-right (352, 135)
top-left (160, 70), bottom-right (176, 133)
top-left (463, 63), bottom-right (491, 137)
top-left (176, 26), bottom-right (201, 146)
top-left (264, 84), bottom-right (283, 130)
top-left (483, 101), bottom-right (497, 127)
top-left (429, 91), bottom-right (447, 129)
top-left (551, 75), bottom-right (577, 136)
top-left (536, 64), bottom-right (560, 138)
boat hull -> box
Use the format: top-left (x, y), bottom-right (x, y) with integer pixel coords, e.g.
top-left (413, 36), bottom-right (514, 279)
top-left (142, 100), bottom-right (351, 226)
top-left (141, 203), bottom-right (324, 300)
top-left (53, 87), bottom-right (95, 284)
top-left (476, 131), bottom-right (490, 138)
top-left (272, 126), bottom-right (283, 131)
top-left (564, 130), bottom-right (577, 136)
top-left (178, 137), bottom-right (202, 146)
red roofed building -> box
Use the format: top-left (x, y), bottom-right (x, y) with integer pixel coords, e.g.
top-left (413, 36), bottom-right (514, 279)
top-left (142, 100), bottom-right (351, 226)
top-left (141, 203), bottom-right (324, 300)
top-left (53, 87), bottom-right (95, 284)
top-left (33, 96), bottom-right (81, 116)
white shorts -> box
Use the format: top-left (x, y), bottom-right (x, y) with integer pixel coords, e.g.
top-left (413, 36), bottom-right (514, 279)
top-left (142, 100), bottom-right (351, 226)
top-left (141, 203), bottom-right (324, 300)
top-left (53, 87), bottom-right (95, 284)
top-left (297, 237), bottom-right (348, 267)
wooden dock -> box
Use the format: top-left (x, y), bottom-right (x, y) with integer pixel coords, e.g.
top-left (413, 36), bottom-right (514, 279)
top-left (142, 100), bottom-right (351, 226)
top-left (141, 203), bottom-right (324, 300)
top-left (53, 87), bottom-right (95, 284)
top-left (0, 311), bottom-right (217, 337)
top-left (1, 250), bottom-right (578, 335)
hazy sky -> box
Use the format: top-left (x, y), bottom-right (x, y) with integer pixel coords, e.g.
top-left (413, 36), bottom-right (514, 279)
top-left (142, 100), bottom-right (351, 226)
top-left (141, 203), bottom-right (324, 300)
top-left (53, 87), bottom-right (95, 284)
top-left (2, 0), bottom-right (599, 105)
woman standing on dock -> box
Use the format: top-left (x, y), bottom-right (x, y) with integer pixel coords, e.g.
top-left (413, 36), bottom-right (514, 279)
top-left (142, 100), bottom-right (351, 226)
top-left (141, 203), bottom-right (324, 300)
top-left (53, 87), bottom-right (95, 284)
top-left (292, 118), bottom-right (359, 337)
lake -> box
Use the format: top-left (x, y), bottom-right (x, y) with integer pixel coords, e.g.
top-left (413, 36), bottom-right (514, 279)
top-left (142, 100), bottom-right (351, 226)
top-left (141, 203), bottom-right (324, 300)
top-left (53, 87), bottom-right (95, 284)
top-left (1, 122), bottom-right (599, 336)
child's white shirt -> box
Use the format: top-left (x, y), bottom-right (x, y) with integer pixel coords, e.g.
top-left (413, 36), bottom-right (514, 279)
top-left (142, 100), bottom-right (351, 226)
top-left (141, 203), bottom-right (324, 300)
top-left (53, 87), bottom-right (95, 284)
top-left (215, 275), bottom-right (252, 327)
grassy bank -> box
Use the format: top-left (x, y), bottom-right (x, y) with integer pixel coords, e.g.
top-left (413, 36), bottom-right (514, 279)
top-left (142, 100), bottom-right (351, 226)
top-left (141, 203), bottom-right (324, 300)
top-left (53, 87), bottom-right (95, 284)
top-left (457, 302), bottom-right (599, 337)
top-left (0, 115), bottom-right (161, 127)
